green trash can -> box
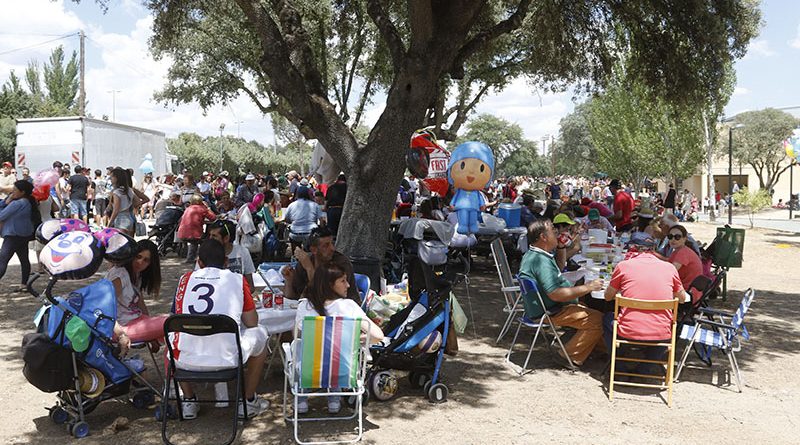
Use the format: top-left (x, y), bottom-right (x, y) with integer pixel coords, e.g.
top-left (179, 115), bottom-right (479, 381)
top-left (713, 227), bottom-right (745, 269)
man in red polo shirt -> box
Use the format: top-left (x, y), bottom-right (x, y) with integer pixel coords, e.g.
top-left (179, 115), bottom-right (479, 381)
top-left (608, 179), bottom-right (634, 232)
top-left (603, 233), bottom-right (686, 375)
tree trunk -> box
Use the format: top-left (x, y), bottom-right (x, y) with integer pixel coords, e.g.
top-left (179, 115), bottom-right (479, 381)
top-left (703, 112), bottom-right (716, 221)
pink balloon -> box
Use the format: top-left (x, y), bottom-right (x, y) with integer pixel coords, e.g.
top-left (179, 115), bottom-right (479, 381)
top-left (92, 227), bottom-right (122, 248)
top-left (34, 168), bottom-right (60, 187)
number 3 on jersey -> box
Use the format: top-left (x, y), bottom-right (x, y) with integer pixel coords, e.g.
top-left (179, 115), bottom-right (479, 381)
top-left (188, 283), bottom-right (215, 314)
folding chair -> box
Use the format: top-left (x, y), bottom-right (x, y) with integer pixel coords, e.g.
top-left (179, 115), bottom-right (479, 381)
top-left (505, 277), bottom-right (574, 375)
top-left (675, 288), bottom-right (754, 392)
top-left (489, 238), bottom-right (523, 343)
top-left (353, 273), bottom-right (371, 311)
top-left (608, 297), bottom-right (679, 407)
top-left (161, 314), bottom-right (247, 445)
top-left (283, 316), bottom-right (368, 445)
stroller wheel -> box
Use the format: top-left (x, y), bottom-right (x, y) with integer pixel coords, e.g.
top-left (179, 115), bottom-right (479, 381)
top-left (426, 383), bottom-right (448, 404)
top-left (408, 372), bottom-right (431, 389)
top-left (70, 421), bottom-right (90, 438)
top-left (369, 370), bottom-right (398, 401)
top-left (132, 391), bottom-right (155, 409)
top-left (49, 406), bottom-right (68, 425)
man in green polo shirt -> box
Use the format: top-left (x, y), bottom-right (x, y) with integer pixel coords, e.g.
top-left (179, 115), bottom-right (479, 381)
top-left (519, 219), bottom-right (604, 366)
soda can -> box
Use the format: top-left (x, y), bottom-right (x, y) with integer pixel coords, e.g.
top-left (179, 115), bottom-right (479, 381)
top-left (274, 292), bottom-right (284, 310)
top-left (262, 289), bottom-right (273, 309)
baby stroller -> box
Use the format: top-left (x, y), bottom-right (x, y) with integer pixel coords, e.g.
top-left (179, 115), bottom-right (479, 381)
top-left (22, 225), bottom-right (160, 438)
top-left (365, 219), bottom-right (466, 404)
top-left (149, 204), bottom-right (184, 257)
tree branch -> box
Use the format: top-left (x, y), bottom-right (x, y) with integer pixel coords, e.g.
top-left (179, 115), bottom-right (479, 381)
top-left (366, 0), bottom-right (405, 70)
top-left (449, 0), bottom-right (533, 79)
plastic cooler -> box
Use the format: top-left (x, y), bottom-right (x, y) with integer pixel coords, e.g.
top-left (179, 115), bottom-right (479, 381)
top-left (497, 203), bottom-right (522, 228)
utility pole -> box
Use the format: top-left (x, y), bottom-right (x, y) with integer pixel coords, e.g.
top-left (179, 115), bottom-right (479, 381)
top-left (78, 30), bottom-right (85, 116)
top-left (551, 135), bottom-right (556, 177)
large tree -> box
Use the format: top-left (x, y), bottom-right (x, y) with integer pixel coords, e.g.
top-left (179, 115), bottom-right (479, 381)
top-left (454, 113), bottom-right (544, 176)
top-left (589, 77), bottom-right (706, 188)
top-left (551, 100), bottom-right (596, 177)
top-left (725, 108), bottom-right (798, 191)
top-left (142, 0), bottom-right (759, 259)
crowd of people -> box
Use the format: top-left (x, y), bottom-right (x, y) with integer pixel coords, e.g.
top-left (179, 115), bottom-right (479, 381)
top-left (0, 155), bottom-right (718, 421)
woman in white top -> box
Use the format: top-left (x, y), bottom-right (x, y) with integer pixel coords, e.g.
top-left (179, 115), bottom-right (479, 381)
top-left (139, 173), bottom-right (159, 220)
top-left (106, 239), bottom-right (168, 349)
top-left (109, 167), bottom-right (148, 236)
top-left (294, 263), bottom-right (383, 414)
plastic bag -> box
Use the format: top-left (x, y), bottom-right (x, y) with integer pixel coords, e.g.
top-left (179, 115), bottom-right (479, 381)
top-left (450, 292), bottom-right (468, 334)
top-left (366, 292), bottom-right (410, 329)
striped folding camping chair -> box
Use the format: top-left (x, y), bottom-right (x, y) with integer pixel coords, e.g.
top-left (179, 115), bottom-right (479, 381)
top-left (282, 316), bottom-right (368, 445)
top-left (675, 288), bottom-right (754, 392)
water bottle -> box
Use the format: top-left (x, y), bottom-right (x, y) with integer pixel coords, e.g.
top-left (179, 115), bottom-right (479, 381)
top-left (214, 382), bottom-right (229, 408)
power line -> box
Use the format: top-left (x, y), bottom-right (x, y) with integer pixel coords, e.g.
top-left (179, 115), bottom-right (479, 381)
top-left (0, 31), bottom-right (77, 37)
top-left (0, 33), bottom-right (79, 57)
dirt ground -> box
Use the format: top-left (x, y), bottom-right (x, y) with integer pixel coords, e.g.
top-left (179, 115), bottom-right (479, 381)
top-left (1, 221), bottom-right (798, 444)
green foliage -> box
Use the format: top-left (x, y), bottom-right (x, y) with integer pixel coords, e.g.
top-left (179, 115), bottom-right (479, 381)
top-left (0, 45), bottom-right (80, 159)
top-left (167, 132), bottom-right (311, 178)
top-left (551, 101), bottom-right (596, 177)
top-left (733, 187), bottom-right (772, 228)
top-left (454, 113), bottom-right (545, 176)
top-left (724, 108), bottom-right (798, 191)
top-left (588, 76), bottom-right (705, 188)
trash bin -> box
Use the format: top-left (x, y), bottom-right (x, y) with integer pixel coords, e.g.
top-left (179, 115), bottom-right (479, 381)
top-left (349, 256), bottom-right (383, 293)
top-left (713, 227), bottom-right (745, 268)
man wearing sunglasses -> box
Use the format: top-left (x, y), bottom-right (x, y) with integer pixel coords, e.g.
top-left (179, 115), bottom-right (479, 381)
top-left (204, 220), bottom-right (256, 290)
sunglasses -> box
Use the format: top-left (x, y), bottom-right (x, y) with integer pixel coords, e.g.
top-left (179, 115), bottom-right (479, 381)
top-left (666, 234), bottom-right (683, 240)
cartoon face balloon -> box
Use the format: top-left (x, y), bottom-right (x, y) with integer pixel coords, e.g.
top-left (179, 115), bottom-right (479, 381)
top-left (447, 141), bottom-right (494, 192)
top-left (40, 231), bottom-right (103, 280)
top-left (447, 141), bottom-right (495, 235)
top-left (36, 219), bottom-right (91, 245)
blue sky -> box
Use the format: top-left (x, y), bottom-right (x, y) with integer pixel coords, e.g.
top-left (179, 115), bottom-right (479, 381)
top-left (1, 0), bottom-right (799, 148)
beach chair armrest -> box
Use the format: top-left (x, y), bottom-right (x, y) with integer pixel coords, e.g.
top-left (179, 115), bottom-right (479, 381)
top-left (698, 307), bottom-right (734, 318)
top-left (696, 318), bottom-right (735, 331)
top-left (501, 286), bottom-right (520, 293)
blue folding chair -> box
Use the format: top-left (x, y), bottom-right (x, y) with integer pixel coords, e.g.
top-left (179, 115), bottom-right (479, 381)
top-left (675, 288), bottom-right (754, 392)
top-left (505, 276), bottom-right (574, 375)
top-left (353, 273), bottom-right (370, 310)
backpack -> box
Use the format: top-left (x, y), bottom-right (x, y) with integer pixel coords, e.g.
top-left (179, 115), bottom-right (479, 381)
top-left (21, 332), bottom-right (75, 393)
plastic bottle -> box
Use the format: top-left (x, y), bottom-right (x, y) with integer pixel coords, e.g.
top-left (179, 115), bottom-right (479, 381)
top-left (214, 382), bottom-right (229, 408)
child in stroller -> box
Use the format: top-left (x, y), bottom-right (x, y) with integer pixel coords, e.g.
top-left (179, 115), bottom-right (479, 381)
top-left (149, 193), bottom-right (184, 257)
top-left (22, 224), bottom-right (161, 438)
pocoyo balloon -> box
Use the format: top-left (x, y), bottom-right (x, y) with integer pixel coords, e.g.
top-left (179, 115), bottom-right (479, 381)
top-left (447, 141), bottom-right (494, 234)
top-left (139, 153), bottom-right (155, 174)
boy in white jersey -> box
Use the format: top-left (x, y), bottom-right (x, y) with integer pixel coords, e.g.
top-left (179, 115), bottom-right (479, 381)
top-left (171, 239), bottom-right (269, 419)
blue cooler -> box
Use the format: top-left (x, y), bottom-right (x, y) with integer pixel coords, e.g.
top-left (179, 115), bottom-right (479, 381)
top-left (497, 203), bottom-right (522, 228)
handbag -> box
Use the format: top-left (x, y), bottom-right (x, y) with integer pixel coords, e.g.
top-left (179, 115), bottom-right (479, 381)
top-left (135, 218), bottom-right (147, 237)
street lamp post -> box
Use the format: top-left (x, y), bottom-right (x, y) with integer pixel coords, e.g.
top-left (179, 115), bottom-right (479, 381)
top-left (107, 90), bottom-right (121, 121)
top-left (790, 160), bottom-right (795, 220)
top-left (218, 123), bottom-right (225, 173)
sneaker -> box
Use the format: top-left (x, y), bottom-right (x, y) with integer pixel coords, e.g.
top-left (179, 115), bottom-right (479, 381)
top-left (181, 398), bottom-right (199, 420)
top-left (327, 396), bottom-right (341, 414)
top-left (238, 395), bottom-right (270, 419)
top-left (296, 398), bottom-right (309, 414)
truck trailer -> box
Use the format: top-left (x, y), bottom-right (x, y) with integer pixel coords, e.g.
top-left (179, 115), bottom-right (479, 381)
top-left (14, 117), bottom-right (175, 177)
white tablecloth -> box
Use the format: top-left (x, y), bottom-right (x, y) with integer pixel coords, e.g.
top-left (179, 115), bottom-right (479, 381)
top-left (257, 302), bottom-right (298, 335)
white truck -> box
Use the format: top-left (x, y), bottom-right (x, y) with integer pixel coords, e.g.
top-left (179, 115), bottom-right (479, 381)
top-left (14, 117), bottom-right (176, 177)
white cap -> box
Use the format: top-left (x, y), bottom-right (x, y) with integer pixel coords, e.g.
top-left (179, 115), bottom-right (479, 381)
top-left (300, 178), bottom-right (309, 186)
top-left (245, 174), bottom-right (256, 181)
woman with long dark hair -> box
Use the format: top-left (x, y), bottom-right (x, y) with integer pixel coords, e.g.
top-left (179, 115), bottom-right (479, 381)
top-left (106, 239), bottom-right (168, 345)
top-left (293, 262), bottom-right (383, 414)
top-left (0, 180), bottom-right (39, 290)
